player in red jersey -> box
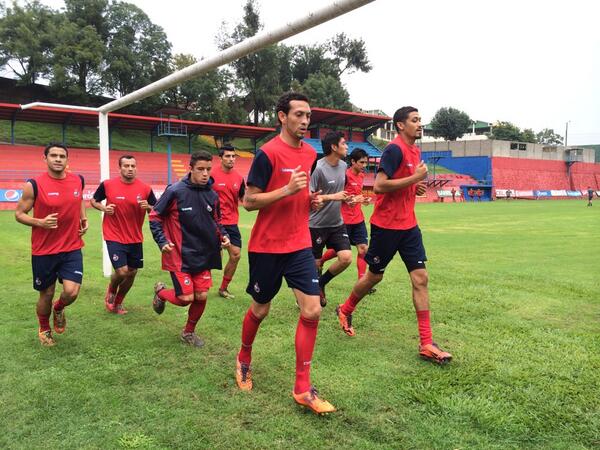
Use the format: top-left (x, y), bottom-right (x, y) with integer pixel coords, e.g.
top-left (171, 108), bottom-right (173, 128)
top-left (336, 107), bottom-right (452, 365)
top-left (211, 144), bottom-right (246, 299)
top-left (234, 92), bottom-right (335, 415)
top-left (91, 155), bottom-right (156, 315)
top-left (149, 151), bottom-right (230, 348)
top-left (318, 147), bottom-right (373, 286)
top-left (15, 143), bottom-right (88, 346)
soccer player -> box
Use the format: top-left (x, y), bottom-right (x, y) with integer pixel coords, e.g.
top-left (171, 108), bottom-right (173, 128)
top-left (587, 186), bottom-right (594, 206)
top-left (319, 147), bottom-right (373, 287)
top-left (149, 151), bottom-right (230, 347)
top-left (15, 143), bottom-right (88, 346)
top-left (309, 130), bottom-right (351, 307)
top-left (234, 92), bottom-right (335, 415)
top-left (90, 155), bottom-right (156, 314)
top-left (336, 107), bottom-right (453, 365)
top-left (211, 144), bottom-right (246, 299)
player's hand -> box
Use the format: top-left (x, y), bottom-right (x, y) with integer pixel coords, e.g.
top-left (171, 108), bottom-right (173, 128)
top-left (416, 181), bottom-right (427, 196)
top-left (310, 190), bottom-right (324, 210)
top-left (39, 213), bottom-right (58, 229)
top-left (138, 200), bottom-right (151, 211)
top-left (104, 203), bottom-right (116, 215)
top-left (415, 160), bottom-right (428, 181)
top-left (362, 195), bottom-right (372, 205)
top-left (79, 217), bottom-right (88, 236)
top-left (161, 242), bottom-right (174, 253)
top-left (286, 165), bottom-right (307, 195)
top-left (221, 236), bottom-right (231, 248)
top-left (331, 190), bottom-right (349, 201)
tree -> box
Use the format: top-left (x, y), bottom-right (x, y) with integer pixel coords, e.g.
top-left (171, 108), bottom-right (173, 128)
top-left (49, 0), bottom-right (108, 99)
top-left (327, 32), bottom-right (372, 77)
top-left (217, 0), bottom-right (282, 125)
top-left (536, 128), bottom-right (563, 145)
top-left (291, 44), bottom-right (335, 84)
top-left (164, 53), bottom-right (231, 122)
top-left (103, 2), bottom-right (171, 97)
top-left (298, 73), bottom-right (351, 110)
top-left (521, 128), bottom-right (537, 144)
top-left (429, 107), bottom-right (472, 141)
top-left (488, 121), bottom-right (525, 141)
top-left (0, 0), bottom-right (54, 85)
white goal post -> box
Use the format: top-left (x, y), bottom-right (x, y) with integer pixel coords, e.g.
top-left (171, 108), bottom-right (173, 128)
top-left (22, 0), bottom-right (376, 276)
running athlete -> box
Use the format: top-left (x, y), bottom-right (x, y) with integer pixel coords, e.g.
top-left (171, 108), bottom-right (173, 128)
top-left (309, 130), bottom-right (351, 307)
top-left (336, 107), bottom-right (453, 365)
top-left (15, 143), bottom-right (88, 346)
top-left (319, 147), bottom-right (373, 286)
top-left (91, 155), bottom-right (156, 314)
top-left (150, 151), bottom-right (230, 348)
top-left (234, 92), bottom-right (335, 415)
top-left (211, 144), bottom-right (246, 299)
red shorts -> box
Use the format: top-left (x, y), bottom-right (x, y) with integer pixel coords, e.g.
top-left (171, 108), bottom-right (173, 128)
top-left (169, 270), bottom-right (212, 296)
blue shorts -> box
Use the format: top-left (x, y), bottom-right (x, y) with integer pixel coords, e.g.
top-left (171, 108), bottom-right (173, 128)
top-left (345, 221), bottom-right (369, 246)
top-left (106, 241), bottom-right (144, 269)
top-left (366, 225), bottom-right (427, 274)
top-left (224, 224), bottom-right (242, 248)
top-left (310, 225), bottom-right (351, 259)
top-left (246, 248), bottom-right (320, 304)
top-left (31, 249), bottom-right (83, 291)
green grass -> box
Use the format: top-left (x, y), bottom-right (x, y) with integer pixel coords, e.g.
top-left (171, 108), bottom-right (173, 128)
top-left (1, 200), bottom-right (599, 449)
top-left (0, 119), bottom-right (260, 155)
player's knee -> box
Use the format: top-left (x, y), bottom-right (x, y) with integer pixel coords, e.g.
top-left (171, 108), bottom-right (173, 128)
top-left (115, 266), bottom-right (129, 278)
top-left (251, 301), bottom-right (270, 320)
top-left (338, 250), bottom-right (353, 267)
top-left (178, 293), bottom-right (194, 304)
top-left (230, 251), bottom-right (241, 263)
top-left (366, 271), bottom-right (383, 286)
top-left (301, 302), bottom-right (322, 320)
top-left (357, 245), bottom-right (368, 256)
top-left (410, 270), bottom-right (428, 290)
top-left (194, 291), bottom-right (207, 303)
top-left (127, 268), bottom-right (138, 278)
top-left (62, 288), bottom-right (79, 302)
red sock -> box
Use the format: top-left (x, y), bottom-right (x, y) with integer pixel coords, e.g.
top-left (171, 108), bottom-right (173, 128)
top-left (294, 315), bottom-right (319, 394)
top-left (114, 293), bottom-right (125, 306)
top-left (238, 309), bottom-right (263, 365)
top-left (108, 283), bottom-right (118, 295)
top-left (320, 248), bottom-right (336, 265)
top-left (184, 299), bottom-right (207, 333)
top-left (220, 276), bottom-right (232, 291)
top-left (416, 310), bottom-right (433, 346)
top-left (341, 292), bottom-right (362, 316)
top-left (158, 289), bottom-right (191, 306)
top-left (53, 299), bottom-right (67, 312)
top-left (356, 254), bottom-right (367, 279)
top-left (37, 312), bottom-right (51, 332)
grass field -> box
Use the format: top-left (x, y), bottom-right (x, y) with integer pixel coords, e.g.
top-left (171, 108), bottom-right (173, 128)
top-left (1, 200), bottom-right (599, 449)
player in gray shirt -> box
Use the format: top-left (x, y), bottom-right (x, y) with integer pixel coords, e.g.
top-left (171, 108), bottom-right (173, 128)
top-left (309, 131), bottom-right (352, 307)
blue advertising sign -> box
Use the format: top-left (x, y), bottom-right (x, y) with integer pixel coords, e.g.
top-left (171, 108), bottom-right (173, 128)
top-left (0, 189), bottom-right (22, 202)
top-left (566, 190), bottom-right (582, 197)
top-left (534, 190), bottom-right (552, 197)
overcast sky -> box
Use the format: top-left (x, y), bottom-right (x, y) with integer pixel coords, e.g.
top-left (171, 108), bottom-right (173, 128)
top-left (36, 0), bottom-right (600, 144)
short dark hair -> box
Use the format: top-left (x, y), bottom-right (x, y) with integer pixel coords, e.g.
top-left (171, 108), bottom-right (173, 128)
top-left (276, 92), bottom-right (309, 124)
top-left (219, 144), bottom-right (236, 158)
top-left (321, 130), bottom-right (345, 156)
top-left (44, 142), bottom-right (68, 157)
top-left (392, 106), bottom-right (418, 132)
top-left (349, 147), bottom-right (368, 162)
top-left (190, 150), bottom-right (212, 167)
top-left (118, 155), bottom-right (136, 166)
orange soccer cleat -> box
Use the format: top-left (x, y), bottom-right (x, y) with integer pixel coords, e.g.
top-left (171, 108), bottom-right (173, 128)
top-left (335, 305), bottom-right (355, 337)
top-left (235, 359), bottom-right (253, 391)
top-left (293, 386), bottom-right (336, 415)
top-left (419, 342), bottom-right (452, 365)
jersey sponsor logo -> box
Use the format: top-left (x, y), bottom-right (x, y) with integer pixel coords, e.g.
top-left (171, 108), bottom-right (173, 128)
top-left (48, 192), bottom-right (60, 196)
top-left (281, 168), bottom-right (296, 173)
top-left (202, 275), bottom-right (211, 280)
top-left (407, 163), bottom-right (413, 167)
top-left (180, 207), bottom-right (193, 211)
top-left (218, 183), bottom-right (226, 186)
top-left (116, 196), bottom-right (125, 200)
top-left (73, 190), bottom-right (80, 197)
top-left (233, 183), bottom-right (238, 189)
top-left (327, 180), bottom-right (335, 184)
top-left (351, 183), bottom-right (358, 186)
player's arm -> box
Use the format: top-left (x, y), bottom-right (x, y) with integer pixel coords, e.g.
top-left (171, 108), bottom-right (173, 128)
top-left (90, 182), bottom-right (115, 215)
top-left (138, 189), bottom-right (157, 212)
top-left (213, 198), bottom-right (230, 248)
top-left (79, 197), bottom-right (88, 235)
top-left (15, 181), bottom-right (58, 228)
top-left (310, 166), bottom-right (347, 203)
top-left (373, 145), bottom-right (427, 194)
top-left (149, 187), bottom-right (174, 252)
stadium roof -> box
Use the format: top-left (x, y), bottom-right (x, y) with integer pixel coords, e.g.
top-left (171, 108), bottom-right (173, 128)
top-left (309, 107), bottom-right (391, 129)
top-left (0, 102), bottom-right (275, 140)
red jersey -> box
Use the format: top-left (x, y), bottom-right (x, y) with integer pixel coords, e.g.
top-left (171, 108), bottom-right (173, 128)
top-left (29, 172), bottom-right (84, 255)
top-left (341, 168), bottom-right (365, 225)
top-left (93, 178), bottom-right (156, 244)
top-left (211, 165), bottom-right (245, 225)
top-left (370, 136), bottom-right (420, 230)
top-left (247, 136), bottom-right (316, 253)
